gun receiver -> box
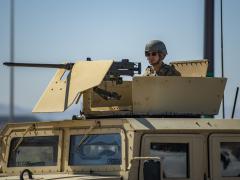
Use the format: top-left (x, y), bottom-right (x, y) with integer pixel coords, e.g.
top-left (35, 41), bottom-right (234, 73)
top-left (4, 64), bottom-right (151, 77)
top-left (106, 59), bottom-right (141, 84)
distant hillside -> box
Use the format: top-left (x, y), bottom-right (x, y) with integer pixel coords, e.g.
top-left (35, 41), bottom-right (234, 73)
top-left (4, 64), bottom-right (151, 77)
top-left (0, 115), bottom-right (40, 130)
top-left (0, 103), bottom-right (81, 130)
top-left (0, 104), bottom-right (31, 116)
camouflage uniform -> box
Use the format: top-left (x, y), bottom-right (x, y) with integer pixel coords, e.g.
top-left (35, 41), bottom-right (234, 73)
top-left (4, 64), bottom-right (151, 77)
top-left (143, 62), bottom-right (181, 76)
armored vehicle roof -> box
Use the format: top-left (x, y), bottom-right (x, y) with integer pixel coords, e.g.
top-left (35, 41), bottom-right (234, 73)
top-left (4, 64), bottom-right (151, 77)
top-left (2, 118), bottom-right (240, 135)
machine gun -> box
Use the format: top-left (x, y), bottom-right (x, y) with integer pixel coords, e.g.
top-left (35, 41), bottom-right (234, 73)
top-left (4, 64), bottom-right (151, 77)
top-left (4, 58), bottom-right (141, 84)
top-left (3, 58), bottom-right (141, 102)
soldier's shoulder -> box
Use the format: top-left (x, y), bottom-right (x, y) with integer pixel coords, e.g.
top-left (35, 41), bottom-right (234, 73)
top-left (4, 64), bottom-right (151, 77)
top-left (162, 63), bottom-right (172, 69)
top-left (162, 63), bottom-right (181, 76)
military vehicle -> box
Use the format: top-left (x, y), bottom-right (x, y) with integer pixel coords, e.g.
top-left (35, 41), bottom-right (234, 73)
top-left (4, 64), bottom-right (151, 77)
top-left (1, 59), bottom-right (240, 180)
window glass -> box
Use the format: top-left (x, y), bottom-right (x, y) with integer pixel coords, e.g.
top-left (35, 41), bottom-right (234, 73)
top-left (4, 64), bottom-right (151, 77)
top-left (150, 143), bottom-right (189, 178)
top-left (8, 136), bottom-right (59, 167)
top-left (69, 133), bottom-right (121, 165)
top-left (220, 142), bottom-right (240, 177)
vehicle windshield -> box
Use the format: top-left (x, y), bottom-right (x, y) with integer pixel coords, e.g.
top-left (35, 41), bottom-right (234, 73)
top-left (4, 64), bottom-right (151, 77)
top-left (8, 136), bottom-right (59, 167)
top-left (69, 133), bottom-right (121, 165)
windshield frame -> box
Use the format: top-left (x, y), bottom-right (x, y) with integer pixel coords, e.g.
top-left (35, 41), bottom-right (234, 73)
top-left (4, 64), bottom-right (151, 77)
top-left (64, 127), bottom-right (126, 173)
top-left (4, 129), bottom-right (62, 175)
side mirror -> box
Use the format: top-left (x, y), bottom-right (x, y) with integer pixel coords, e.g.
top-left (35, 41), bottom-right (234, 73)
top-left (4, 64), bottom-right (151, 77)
top-left (143, 160), bottom-right (162, 180)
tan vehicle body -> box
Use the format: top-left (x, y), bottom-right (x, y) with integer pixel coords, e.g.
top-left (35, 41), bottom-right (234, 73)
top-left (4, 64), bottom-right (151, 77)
top-left (1, 119), bottom-right (240, 180)
top-left (1, 60), bottom-right (240, 180)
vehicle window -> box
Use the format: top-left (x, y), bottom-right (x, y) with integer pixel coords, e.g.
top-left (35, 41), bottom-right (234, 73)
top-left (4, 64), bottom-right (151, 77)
top-left (8, 136), bottom-right (59, 167)
top-left (69, 133), bottom-right (121, 165)
top-left (150, 143), bottom-right (189, 178)
top-left (220, 142), bottom-right (240, 177)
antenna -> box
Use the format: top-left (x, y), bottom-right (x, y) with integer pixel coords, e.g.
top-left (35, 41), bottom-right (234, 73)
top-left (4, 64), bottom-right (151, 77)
top-left (10, 0), bottom-right (15, 122)
top-left (220, 0), bottom-right (225, 119)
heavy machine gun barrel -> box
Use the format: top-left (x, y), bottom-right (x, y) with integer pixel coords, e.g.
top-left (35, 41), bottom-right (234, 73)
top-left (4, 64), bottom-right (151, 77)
top-left (3, 62), bottom-right (74, 70)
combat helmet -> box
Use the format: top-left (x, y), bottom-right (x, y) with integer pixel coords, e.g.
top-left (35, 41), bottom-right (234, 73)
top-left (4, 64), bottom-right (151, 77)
top-left (145, 40), bottom-right (168, 54)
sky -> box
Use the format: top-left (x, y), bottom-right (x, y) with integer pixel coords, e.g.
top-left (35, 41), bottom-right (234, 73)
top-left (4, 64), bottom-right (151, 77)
top-left (0, 0), bottom-right (239, 119)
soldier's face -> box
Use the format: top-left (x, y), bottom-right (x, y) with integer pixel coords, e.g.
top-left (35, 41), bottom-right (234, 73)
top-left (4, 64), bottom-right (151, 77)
top-left (146, 52), bottom-right (161, 65)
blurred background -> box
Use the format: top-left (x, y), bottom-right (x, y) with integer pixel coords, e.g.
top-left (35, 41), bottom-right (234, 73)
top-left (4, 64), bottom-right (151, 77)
top-left (0, 0), bottom-right (239, 128)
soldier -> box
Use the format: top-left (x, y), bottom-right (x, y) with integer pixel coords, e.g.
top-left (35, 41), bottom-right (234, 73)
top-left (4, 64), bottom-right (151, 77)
top-left (143, 40), bottom-right (181, 76)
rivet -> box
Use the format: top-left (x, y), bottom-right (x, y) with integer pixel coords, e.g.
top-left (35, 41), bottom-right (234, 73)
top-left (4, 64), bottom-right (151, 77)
top-left (195, 122), bottom-right (200, 127)
top-left (207, 122), bottom-right (212, 127)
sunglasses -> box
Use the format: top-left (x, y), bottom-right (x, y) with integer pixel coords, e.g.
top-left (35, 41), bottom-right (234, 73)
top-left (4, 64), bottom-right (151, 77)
top-left (145, 51), bottom-right (158, 57)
